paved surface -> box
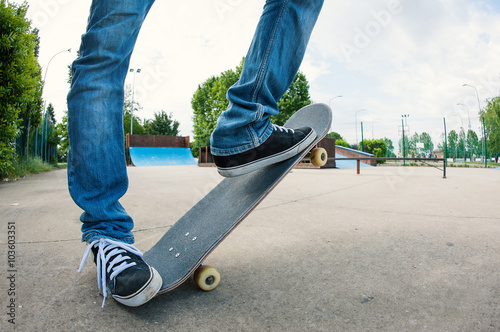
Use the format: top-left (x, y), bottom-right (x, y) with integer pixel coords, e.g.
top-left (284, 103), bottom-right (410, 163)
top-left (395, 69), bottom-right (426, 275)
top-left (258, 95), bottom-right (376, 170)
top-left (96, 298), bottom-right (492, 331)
top-left (1, 165), bottom-right (499, 331)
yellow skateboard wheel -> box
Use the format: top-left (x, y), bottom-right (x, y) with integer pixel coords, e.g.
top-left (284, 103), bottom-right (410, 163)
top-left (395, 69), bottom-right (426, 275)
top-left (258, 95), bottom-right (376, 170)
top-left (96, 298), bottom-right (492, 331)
top-left (310, 148), bottom-right (328, 167)
top-left (193, 265), bottom-right (220, 291)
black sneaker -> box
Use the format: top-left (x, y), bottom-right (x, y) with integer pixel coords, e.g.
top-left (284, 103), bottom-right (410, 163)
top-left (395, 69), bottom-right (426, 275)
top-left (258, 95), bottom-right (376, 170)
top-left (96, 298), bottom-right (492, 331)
top-left (213, 124), bottom-right (316, 177)
top-left (78, 239), bottom-right (162, 307)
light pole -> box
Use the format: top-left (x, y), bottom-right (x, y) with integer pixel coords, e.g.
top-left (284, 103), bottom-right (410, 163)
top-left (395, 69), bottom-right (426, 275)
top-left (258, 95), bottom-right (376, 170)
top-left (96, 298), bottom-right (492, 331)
top-left (401, 114), bottom-right (409, 165)
top-left (463, 83), bottom-right (485, 164)
top-left (360, 121), bottom-right (364, 152)
top-left (43, 48), bottom-right (72, 83)
top-left (129, 68), bottom-right (141, 135)
top-left (327, 95), bottom-right (342, 136)
top-left (328, 95), bottom-right (342, 107)
top-left (451, 112), bottom-right (466, 161)
top-left (41, 48), bottom-right (71, 161)
top-left (456, 103), bottom-right (471, 131)
top-left (355, 109), bottom-right (366, 147)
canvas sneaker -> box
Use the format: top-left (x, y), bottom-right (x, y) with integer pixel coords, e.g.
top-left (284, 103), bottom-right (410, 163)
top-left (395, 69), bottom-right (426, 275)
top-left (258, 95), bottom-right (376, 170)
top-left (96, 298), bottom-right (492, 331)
top-left (78, 239), bottom-right (162, 307)
top-left (213, 124), bottom-right (316, 177)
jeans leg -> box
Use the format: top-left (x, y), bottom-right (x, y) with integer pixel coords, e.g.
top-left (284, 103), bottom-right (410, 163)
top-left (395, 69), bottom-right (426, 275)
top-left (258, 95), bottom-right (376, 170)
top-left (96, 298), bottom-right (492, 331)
top-left (210, 0), bottom-right (324, 156)
top-left (67, 0), bottom-right (155, 244)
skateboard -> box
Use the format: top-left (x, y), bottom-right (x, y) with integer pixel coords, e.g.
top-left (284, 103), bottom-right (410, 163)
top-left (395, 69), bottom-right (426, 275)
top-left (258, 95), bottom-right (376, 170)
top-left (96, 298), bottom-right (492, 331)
top-left (143, 103), bottom-right (332, 294)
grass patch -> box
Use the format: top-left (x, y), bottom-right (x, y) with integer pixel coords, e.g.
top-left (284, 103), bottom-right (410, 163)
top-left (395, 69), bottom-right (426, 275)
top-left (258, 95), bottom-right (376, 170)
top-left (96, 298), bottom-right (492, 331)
top-left (4, 156), bottom-right (59, 180)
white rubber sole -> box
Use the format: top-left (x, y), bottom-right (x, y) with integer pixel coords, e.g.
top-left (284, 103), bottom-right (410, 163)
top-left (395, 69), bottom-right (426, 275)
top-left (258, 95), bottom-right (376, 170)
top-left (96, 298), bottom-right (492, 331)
top-left (217, 129), bottom-right (316, 178)
top-left (112, 267), bottom-right (162, 307)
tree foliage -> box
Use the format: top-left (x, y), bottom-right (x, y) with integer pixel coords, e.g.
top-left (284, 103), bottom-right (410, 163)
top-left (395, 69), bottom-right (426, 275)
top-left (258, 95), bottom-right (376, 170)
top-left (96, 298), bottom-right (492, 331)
top-left (144, 110), bottom-right (180, 136)
top-left (481, 96), bottom-right (500, 157)
top-left (191, 63), bottom-right (242, 155)
top-left (191, 58), bottom-right (312, 156)
top-left (400, 132), bottom-right (434, 157)
top-left (270, 71), bottom-right (311, 126)
top-left (55, 110), bottom-right (68, 162)
top-left (326, 131), bottom-right (350, 148)
top-left (383, 137), bottom-right (395, 157)
top-left (0, 0), bottom-right (43, 176)
top-left (359, 139), bottom-right (387, 163)
top-left (123, 87), bottom-right (146, 136)
top-left (447, 129), bottom-right (459, 158)
top-left (441, 127), bottom-right (482, 160)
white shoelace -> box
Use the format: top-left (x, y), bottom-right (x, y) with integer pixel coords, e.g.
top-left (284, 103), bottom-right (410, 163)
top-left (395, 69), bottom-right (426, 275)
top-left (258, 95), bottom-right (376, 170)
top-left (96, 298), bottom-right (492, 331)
top-left (272, 124), bottom-right (295, 134)
top-left (78, 239), bottom-right (144, 307)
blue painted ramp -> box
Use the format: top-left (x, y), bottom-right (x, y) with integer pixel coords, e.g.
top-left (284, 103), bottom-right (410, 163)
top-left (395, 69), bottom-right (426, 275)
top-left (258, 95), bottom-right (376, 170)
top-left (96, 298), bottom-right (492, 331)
top-left (335, 152), bottom-right (373, 169)
top-left (129, 147), bottom-right (197, 167)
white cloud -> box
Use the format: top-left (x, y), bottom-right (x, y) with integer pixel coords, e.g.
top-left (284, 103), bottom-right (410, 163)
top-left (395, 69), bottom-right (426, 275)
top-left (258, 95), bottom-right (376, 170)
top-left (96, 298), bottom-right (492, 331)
top-left (305, 0), bottom-right (500, 148)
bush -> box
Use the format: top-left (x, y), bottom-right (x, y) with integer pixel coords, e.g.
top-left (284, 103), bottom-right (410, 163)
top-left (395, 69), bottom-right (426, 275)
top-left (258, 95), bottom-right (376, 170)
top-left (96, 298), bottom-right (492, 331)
top-left (4, 156), bottom-right (54, 180)
top-left (0, 1), bottom-right (44, 178)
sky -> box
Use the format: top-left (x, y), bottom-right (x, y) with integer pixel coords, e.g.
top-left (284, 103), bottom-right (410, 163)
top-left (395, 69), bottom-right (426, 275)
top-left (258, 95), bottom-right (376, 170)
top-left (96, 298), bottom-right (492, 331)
top-left (15, 0), bottom-right (500, 152)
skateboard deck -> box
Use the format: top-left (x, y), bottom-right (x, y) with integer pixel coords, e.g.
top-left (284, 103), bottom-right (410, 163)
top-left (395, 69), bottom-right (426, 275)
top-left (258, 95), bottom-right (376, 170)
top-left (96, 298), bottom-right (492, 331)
top-left (143, 103), bottom-right (332, 295)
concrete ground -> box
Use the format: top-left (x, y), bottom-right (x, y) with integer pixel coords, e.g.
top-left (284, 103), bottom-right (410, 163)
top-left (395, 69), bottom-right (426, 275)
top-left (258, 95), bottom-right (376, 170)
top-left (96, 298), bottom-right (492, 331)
top-left (1, 165), bottom-right (499, 331)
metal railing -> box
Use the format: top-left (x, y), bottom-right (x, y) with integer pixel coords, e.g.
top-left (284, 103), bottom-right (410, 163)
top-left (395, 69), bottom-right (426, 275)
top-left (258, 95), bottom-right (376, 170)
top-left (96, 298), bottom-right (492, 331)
top-left (331, 157), bottom-right (447, 178)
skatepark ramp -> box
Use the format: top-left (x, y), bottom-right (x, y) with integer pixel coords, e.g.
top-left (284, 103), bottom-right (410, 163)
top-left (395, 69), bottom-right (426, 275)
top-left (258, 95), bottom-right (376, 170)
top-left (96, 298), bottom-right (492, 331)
top-left (129, 147), bottom-right (197, 167)
top-left (334, 146), bottom-right (375, 169)
top-left (126, 134), bottom-right (196, 167)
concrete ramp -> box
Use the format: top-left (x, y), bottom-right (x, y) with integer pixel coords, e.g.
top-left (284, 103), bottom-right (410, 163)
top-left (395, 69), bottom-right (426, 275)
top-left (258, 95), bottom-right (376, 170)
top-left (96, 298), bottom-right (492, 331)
top-left (129, 147), bottom-right (197, 167)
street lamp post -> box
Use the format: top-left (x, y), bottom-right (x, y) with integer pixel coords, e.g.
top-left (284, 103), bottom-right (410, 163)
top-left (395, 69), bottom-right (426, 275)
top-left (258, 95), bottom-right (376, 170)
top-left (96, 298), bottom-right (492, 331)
top-left (401, 114), bottom-right (409, 165)
top-left (456, 103), bottom-right (471, 131)
top-left (129, 68), bottom-right (141, 135)
top-left (360, 121), bottom-right (364, 152)
top-left (463, 83), bottom-right (486, 166)
top-left (327, 95), bottom-right (342, 137)
top-left (328, 95), bottom-right (343, 107)
top-left (355, 109), bottom-right (366, 147)
top-left (41, 48), bottom-right (71, 162)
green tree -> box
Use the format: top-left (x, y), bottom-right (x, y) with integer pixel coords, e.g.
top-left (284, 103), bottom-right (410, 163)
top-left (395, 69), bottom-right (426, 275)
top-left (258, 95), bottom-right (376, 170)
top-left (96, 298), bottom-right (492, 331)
top-left (55, 110), bottom-right (68, 162)
top-left (447, 130), bottom-right (458, 159)
top-left (408, 133), bottom-right (419, 156)
top-left (335, 139), bottom-right (349, 148)
top-left (45, 103), bottom-right (59, 162)
top-left (458, 128), bottom-right (466, 159)
top-left (46, 103), bottom-right (55, 123)
top-left (359, 138), bottom-right (387, 163)
top-left (0, 0), bottom-right (43, 176)
top-left (144, 110), bottom-right (180, 136)
top-left (466, 129), bottom-right (480, 160)
top-left (270, 71), bottom-right (311, 125)
top-left (327, 131), bottom-right (343, 140)
top-left (123, 87), bottom-right (145, 136)
top-left (398, 135), bottom-right (410, 157)
top-left (383, 137), bottom-right (395, 157)
top-left (480, 96), bottom-right (500, 159)
top-left (327, 131), bottom-right (349, 147)
top-left (191, 60), bottom-right (243, 156)
top-left (419, 132), bottom-right (434, 155)
top-left (191, 58), bottom-right (312, 156)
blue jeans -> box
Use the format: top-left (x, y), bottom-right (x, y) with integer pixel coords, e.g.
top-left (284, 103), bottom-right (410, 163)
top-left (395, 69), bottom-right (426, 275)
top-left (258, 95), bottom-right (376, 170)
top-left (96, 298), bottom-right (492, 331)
top-left (210, 0), bottom-right (324, 156)
top-left (67, 0), bottom-right (323, 244)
